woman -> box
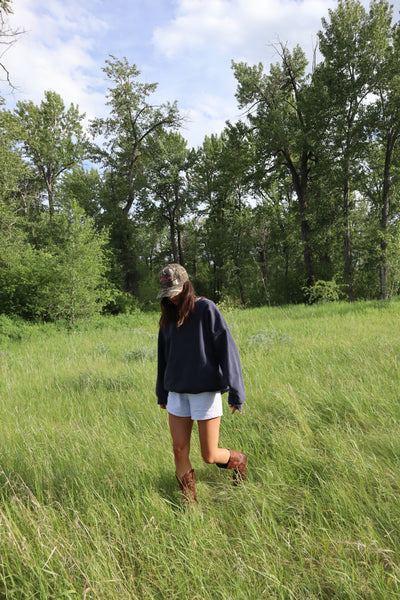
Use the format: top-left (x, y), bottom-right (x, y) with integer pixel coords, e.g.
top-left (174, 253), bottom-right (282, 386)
top-left (156, 263), bottom-right (247, 505)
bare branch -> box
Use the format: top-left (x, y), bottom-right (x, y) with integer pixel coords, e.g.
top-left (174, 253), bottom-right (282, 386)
top-left (0, 1), bottom-right (25, 90)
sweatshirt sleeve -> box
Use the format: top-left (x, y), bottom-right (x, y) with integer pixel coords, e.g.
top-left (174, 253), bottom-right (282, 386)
top-left (156, 329), bottom-right (168, 405)
top-left (210, 305), bottom-right (246, 409)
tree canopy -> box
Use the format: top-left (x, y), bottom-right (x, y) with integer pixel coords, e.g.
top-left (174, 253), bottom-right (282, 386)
top-left (1, 0), bottom-right (400, 319)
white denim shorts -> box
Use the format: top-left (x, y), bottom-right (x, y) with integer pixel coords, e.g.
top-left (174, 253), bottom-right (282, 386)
top-left (167, 391), bottom-right (223, 421)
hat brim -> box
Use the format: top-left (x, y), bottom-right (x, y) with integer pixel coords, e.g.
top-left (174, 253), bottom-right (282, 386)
top-left (157, 286), bottom-right (183, 299)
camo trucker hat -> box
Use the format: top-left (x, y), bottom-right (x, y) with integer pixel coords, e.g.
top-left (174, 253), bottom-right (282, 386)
top-left (157, 264), bottom-right (189, 299)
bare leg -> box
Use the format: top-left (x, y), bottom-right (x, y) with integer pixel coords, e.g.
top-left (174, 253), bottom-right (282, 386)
top-left (197, 417), bottom-right (230, 465)
top-left (168, 413), bottom-right (194, 479)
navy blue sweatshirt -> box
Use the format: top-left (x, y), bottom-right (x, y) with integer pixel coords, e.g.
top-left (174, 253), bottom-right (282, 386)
top-left (156, 298), bottom-right (245, 410)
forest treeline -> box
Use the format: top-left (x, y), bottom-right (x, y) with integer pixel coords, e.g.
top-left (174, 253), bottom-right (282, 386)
top-left (1, 0), bottom-right (400, 320)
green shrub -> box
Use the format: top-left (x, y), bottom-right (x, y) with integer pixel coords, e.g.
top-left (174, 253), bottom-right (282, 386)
top-left (303, 279), bottom-right (346, 304)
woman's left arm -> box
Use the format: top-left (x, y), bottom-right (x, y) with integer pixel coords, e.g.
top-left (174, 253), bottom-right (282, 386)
top-left (212, 314), bottom-right (246, 411)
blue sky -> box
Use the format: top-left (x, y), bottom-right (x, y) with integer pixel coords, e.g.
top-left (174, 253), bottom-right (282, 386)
top-left (3, 0), bottom-right (400, 148)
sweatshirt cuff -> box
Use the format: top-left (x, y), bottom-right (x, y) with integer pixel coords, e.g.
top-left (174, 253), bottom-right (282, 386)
top-left (228, 391), bottom-right (244, 409)
top-left (157, 392), bottom-right (168, 405)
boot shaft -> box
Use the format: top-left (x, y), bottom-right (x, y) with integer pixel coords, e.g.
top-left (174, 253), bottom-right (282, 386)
top-left (218, 449), bottom-right (247, 484)
top-left (176, 469), bottom-right (198, 505)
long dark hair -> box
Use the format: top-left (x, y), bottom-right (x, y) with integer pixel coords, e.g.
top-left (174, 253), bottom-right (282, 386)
top-left (159, 280), bottom-right (196, 329)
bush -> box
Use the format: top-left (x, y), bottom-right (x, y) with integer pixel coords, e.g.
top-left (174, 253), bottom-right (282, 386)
top-left (0, 315), bottom-right (29, 343)
top-left (105, 290), bottom-right (141, 314)
top-left (0, 203), bottom-right (115, 322)
top-left (303, 279), bottom-right (346, 304)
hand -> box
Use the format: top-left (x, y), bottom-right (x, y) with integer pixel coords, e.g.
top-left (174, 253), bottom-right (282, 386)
top-left (229, 404), bottom-right (242, 415)
top-left (160, 404), bottom-right (167, 410)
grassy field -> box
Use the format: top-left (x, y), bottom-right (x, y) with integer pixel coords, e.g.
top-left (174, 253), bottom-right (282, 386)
top-left (1, 300), bottom-right (400, 599)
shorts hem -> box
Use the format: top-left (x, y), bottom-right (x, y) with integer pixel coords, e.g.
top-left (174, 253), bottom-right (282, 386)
top-left (166, 391), bottom-right (223, 420)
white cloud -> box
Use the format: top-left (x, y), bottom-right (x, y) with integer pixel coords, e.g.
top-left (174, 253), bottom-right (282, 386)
top-left (3, 0), bottom-right (108, 121)
top-left (152, 0), bottom-right (335, 62)
top-left (153, 0), bottom-right (243, 58)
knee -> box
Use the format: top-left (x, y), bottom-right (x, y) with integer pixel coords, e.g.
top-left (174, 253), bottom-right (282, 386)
top-left (172, 442), bottom-right (189, 459)
top-left (201, 450), bottom-right (216, 464)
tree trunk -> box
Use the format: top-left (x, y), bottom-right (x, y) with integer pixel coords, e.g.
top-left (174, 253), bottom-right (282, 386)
top-left (174, 189), bottom-right (185, 266)
top-left (169, 214), bottom-right (178, 263)
top-left (118, 214), bottom-right (139, 295)
top-left (283, 148), bottom-right (315, 287)
top-left (343, 170), bottom-right (354, 302)
top-left (177, 223), bottom-right (184, 266)
top-left (123, 144), bottom-right (140, 216)
top-left (192, 227), bottom-right (198, 279)
top-left (47, 181), bottom-right (54, 217)
top-left (123, 246), bottom-right (139, 295)
top-left (237, 275), bottom-right (246, 307)
top-left (258, 231), bottom-right (270, 304)
top-left (300, 210), bottom-right (314, 288)
top-left (213, 264), bottom-right (224, 300)
top-left (380, 128), bottom-right (397, 300)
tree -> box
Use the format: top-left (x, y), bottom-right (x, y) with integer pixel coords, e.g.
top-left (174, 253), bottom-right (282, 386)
top-left (365, 0), bottom-right (400, 298)
top-left (12, 91), bottom-right (87, 216)
top-left (89, 55), bottom-right (183, 294)
top-left (190, 126), bottom-right (254, 304)
top-left (0, 201), bottom-right (113, 321)
top-left (33, 202), bottom-right (113, 322)
top-left (91, 56), bottom-right (183, 216)
top-left (191, 133), bottom-right (232, 299)
top-left (316, 0), bottom-right (385, 300)
top-left (0, 106), bottom-right (27, 203)
top-left (57, 166), bottom-right (104, 222)
top-left (142, 131), bottom-right (191, 265)
top-left (232, 44), bottom-right (318, 290)
top-left (251, 174), bottom-right (303, 305)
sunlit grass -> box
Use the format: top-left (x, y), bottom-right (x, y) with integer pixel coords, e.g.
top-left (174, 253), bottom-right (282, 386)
top-left (1, 301), bottom-right (400, 598)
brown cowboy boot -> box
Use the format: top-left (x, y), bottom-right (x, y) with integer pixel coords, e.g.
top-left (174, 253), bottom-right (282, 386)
top-left (176, 469), bottom-right (198, 505)
top-left (217, 449), bottom-right (247, 485)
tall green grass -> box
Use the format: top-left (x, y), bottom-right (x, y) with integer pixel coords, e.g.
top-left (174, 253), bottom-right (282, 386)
top-left (1, 301), bottom-right (400, 599)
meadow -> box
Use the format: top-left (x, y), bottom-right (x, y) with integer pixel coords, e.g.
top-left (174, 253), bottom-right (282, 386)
top-left (0, 300), bottom-right (400, 599)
